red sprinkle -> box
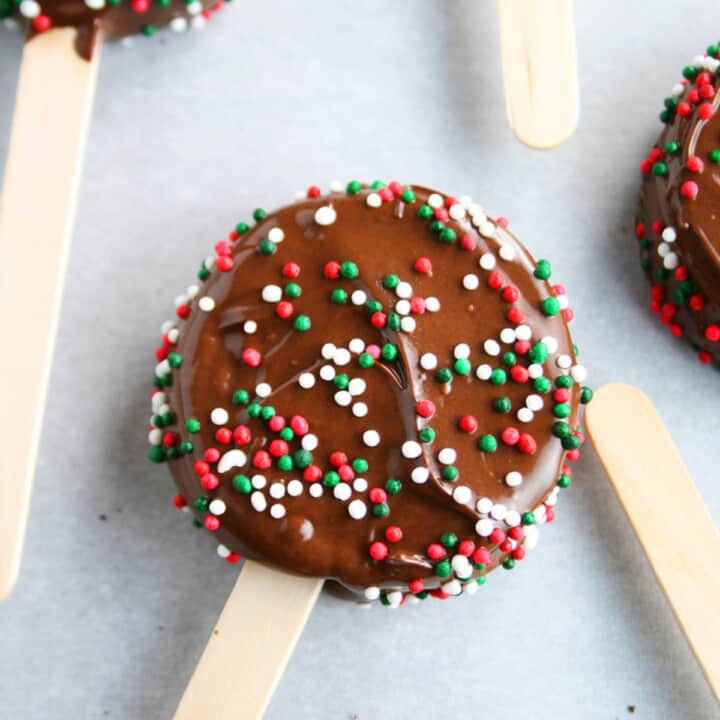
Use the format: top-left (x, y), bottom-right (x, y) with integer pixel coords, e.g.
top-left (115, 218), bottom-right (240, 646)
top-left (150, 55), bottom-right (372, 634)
top-left (282, 262), bottom-right (300, 278)
top-left (252, 450), bottom-right (272, 469)
top-left (242, 348), bottom-right (262, 367)
top-left (215, 428), bottom-right (232, 445)
top-left (415, 400), bottom-right (436, 418)
top-left (290, 415), bottom-right (309, 435)
top-left (385, 526), bottom-right (403, 543)
top-left (323, 261), bottom-right (340, 279)
top-left (681, 180), bottom-right (699, 199)
top-left (329, 451), bottom-right (347, 467)
top-left (204, 448), bottom-right (220, 463)
top-left (517, 434), bottom-right (537, 455)
top-left (204, 516), bottom-right (220, 532)
top-left (458, 415), bottom-right (478, 433)
top-left (369, 542), bottom-right (388, 561)
top-left (303, 465), bottom-right (322, 482)
top-left (173, 494), bottom-right (187, 509)
top-left (369, 488), bottom-right (387, 504)
top-left (233, 425), bottom-right (251, 445)
top-left (216, 256), bottom-right (234, 272)
top-left (427, 543), bottom-right (445, 560)
top-left (307, 185), bottom-right (321, 198)
top-left (501, 427), bottom-right (520, 446)
top-left (201, 473), bottom-right (219, 491)
top-left (276, 301), bottom-right (294, 319)
top-left (414, 257), bottom-right (432, 274)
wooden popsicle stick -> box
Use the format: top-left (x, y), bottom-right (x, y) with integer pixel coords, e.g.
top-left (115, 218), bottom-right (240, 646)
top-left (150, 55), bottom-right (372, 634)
top-left (174, 560), bottom-right (323, 720)
top-left (498, 0), bottom-right (579, 149)
top-left (585, 383), bottom-right (720, 702)
top-left (0, 29), bottom-right (102, 601)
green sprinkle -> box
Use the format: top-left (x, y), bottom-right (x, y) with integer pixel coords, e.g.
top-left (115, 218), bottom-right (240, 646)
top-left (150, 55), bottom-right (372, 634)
top-left (294, 449), bottom-right (313, 469)
top-left (529, 342), bottom-right (548, 364)
top-left (442, 466), bottom-right (459, 482)
top-left (340, 261), bottom-right (359, 279)
top-left (294, 315), bottom-right (311, 332)
top-left (233, 475), bottom-right (252, 493)
top-left (418, 427), bottom-right (436, 443)
top-left (435, 560), bottom-right (452, 578)
top-left (277, 455), bottom-right (294, 471)
top-left (381, 343), bottom-right (398, 361)
top-left (141, 24), bottom-right (155, 36)
top-left (235, 222), bottom-right (250, 235)
top-left (556, 375), bottom-right (573, 389)
top-left (331, 288), bottom-right (348, 304)
top-left (198, 265), bottom-right (210, 282)
top-left (554, 403), bottom-right (571, 419)
top-left (534, 259), bottom-right (552, 280)
top-left (167, 352), bottom-right (182, 369)
top-left (165, 447), bottom-right (180, 461)
top-left (232, 390), bottom-right (249, 405)
top-left (148, 446), bottom-right (165, 463)
top-left (580, 387), bottom-right (593, 404)
top-left (541, 297), bottom-right (561, 316)
top-left (664, 141), bottom-right (681, 155)
top-left (440, 532), bottom-right (458, 548)
top-left (258, 238), bottom-right (276, 255)
top-left (490, 368), bottom-right (507, 385)
top-left (383, 274), bottom-right (400, 289)
top-left (711, 149), bottom-right (720, 164)
top-left (436, 368), bottom-right (453, 384)
top-left (557, 474), bottom-right (571, 489)
top-left (372, 503), bottom-right (390, 518)
top-left (370, 180), bottom-right (386, 190)
top-left (562, 435), bottom-right (581, 451)
top-left (387, 313), bottom-right (401, 331)
top-left (522, 511), bottom-right (536, 526)
top-left (346, 180), bottom-right (362, 194)
top-left (366, 299), bottom-right (383, 314)
top-left (430, 220), bottom-right (445, 234)
top-left (352, 458), bottom-right (368, 473)
top-left (417, 205), bottom-right (433, 220)
top-left (323, 471), bottom-right (340, 488)
top-left (503, 558), bottom-right (516, 570)
top-left (334, 373), bottom-right (349, 390)
top-left (180, 441), bottom-right (193, 454)
top-left (386, 478), bottom-right (402, 495)
top-left (682, 65), bottom-right (698, 81)
top-left (552, 422), bottom-right (571, 439)
top-left (454, 358), bottom-right (471, 375)
top-left (185, 418), bottom-right (201, 433)
top-left (651, 162), bottom-right (668, 177)
top-left (285, 282), bottom-right (301, 298)
top-left (493, 396), bottom-right (511, 413)
top-left (359, 352), bottom-right (375, 368)
top-left (193, 497), bottom-right (210, 511)
top-left (439, 228), bottom-right (457, 244)
top-left (279, 427), bottom-right (294, 441)
top-left (401, 188), bottom-right (415, 203)
top-left (534, 377), bottom-right (551, 393)
top-left (501, 352), bottom-right (517, 367)
top-left (247, 403), bottom-right (262, 419)
top-left (478, 434), bottom-right (497, 452)
top-left (260, 406), bottom-right (276, 420)
top-left (253, 208), bottom-right (267, 222)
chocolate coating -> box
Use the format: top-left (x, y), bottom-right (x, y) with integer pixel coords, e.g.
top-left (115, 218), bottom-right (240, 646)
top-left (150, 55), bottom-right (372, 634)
top-left (637, 50), bottom-right (720, 366)
top-left (3, 0), bottom-right (226, 59)
top-left (149, 183), bottom-right (589, 603)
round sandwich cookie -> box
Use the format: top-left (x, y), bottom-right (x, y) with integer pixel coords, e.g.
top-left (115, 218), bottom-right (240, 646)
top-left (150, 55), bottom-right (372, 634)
top-left (637, 44), bottom-right (720, 367)
top-left (147, 181), bottom-right (591, 606)
top-left (1, 0), bottom-right (228, 57)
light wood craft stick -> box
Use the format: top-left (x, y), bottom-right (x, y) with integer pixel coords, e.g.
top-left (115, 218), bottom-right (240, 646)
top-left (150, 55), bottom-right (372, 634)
top-left (586, 383), bottom-right (720, 702)
top-left (0, 28), bottom-right (102, 600)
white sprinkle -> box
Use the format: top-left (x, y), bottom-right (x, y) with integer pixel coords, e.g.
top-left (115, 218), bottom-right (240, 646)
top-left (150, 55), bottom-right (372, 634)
top-left (505, 510), bottom-right (521, 527)
top-left (528, 363), bottom-right (544, 379)
top-left (460, 195), bottom-right (473, 208)
top-left (425, 297), bottom-right (441, 312)
top-left (287, 480), bottom-right (303, 496)
top-left (251, 492), bottom-right (267, 512)
top-left (217, 449), bottom-right (247, 474)
top-left (348, 500), bottom-right (367, 519)
top-left (209, 499), bottom-right (226, 515)
top-left (198, 296), bottom-right (215, 312)
top-left (151, 392), bottom-right (166, 411)
top-left (187, 285), bottom-right (199, 300)
top-left (657, 242), bottom-right (670, 258)
top-left (186, 0), bottom-right (202, 14)
top-left (167, 328), bottom-right (180, 344)
top-left (557, 354), bottom-right (572, 369)
top-left (411, 467), bottom-right (429, 484)
top-left (454, 343), bottom-right (471, 359)
top-left (491, 503), bottom-right (507, 521)
top-left (309, 483), bottom-right (323, 498)
top-left (169, 17), bottom-right (188, 32)
top-left (366, 193), bottom-right (382, 208)
top-left (321, 343), bottom-right (336, 360)
top-left (427, 193), bottom-right (443, 208)
top-left (420, 353), bottom-right (438, 370)
top-left (353, 477), bottom-right (368, 492)
top-left (449, 204), bottom-right (466, 220)
top-left (526, 394), bottom-right (544, 411)
top-left (364, 586), bottom-right (380, 601)
top-left (479, 253), bottom-right (496, 270)
top-left (255, 383), bottom-right (272, 399)
top-left (334, 348), bottom-right (351, 366)
top-left (515, 324), bottom-right (532, 341)
top-left (664, 252), bottom-right (679, 270)
top-left (314, 206), bottom-right (337, 226)
top-left (517, 408), bottom-right (534, 423)
top-left (462, 273), bottom-right (480, 290)
top-left (270, 504), bottom-right (286, 519)
top-left (438, 448), bottom-right (457, 465)
top-left (251, 474), bottom-right (267, 489)
top-left (395, 299), bottom-right (411, 315)
top-left (505, 471), bottom-right (523, 487)
top-left (541, 336), bottom-right (559, 354)
top-left (302, 434), bottom-right (318, 451)
top-left (268, 227), bottom-right (285, 243)
top-left (476, 363), bottom-right (492, 380)
top-left (148, 429), bottom-right (162, 446)
top-left (261, 284), bottom-right (282, 303)
top-left (334, 483), bottom-right (352, 501)
top-left (571, 364), bottom-right (588, 382)
top-left (352, 402), bottom-right (368, 418)
top-left (203, 256), bottom-right (215, 271)
top-left (19, 0), bottom-right (40, 17)
top-left (453, 486), bottom-right (472, 504)
top-left (351, 290), bottom-right (367, 305)
top-left (478, 220), bottom-right (496, 238)
top-left (334, 391), bottom-right (352, 407)
top-left (161, 320), bottom-right (174, 334)
top-left (484, 340), bottom-right (501, 357)
top-left (156, 360), bottom-right (170, 377)
top-left (348, 338), bottom-right (365, 354)
top-left (330, 180), bottom-right (343, 192)
top-left (402, 441), bottom-right (422, 459)
top-left (477, 497), bottom-right (493, 514)
top-left (298, 372), bottom-right (315, 389)
top-left (363, 430), bottom-right (381, 447)
top-left (84, 0), bottom-right (105, 7)
top-left (216, 544), bottom-right (231, 558)
top-left (348, 378), bottom-right (366, 396)
top-left (557, 295), bottom-right (569, 310)
top-left (500, 328), bottom-right (516, 344)
top-left (396, 281), bottom-right (413, 299)
top-left (475, 518), bottom-right (494, 537)
top-left (400, 317), bottom-right (416, 333)
top-left (442, 580), bottom-right (462, 596)
top-left (319, 365), bottom-right (336, 381)
top-left (269, 483), bottom-right (286, 499)
top-left (210, 408), bottom-right (229, 426)
top-left (523, 525), bottom-right (539, 550)
top-left (243, 320), bottom-right (257, 334)
top-left (452, 554), bottom-right (473, 578)
top-left (499, 244), bottom-right (516, 261)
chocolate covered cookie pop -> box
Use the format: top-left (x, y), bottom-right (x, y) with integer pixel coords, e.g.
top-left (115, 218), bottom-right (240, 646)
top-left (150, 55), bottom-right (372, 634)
top-left (148, 181), bottom-right (591, 606)
top-left (637, 45), bottom-right (720, 367)
top-left (2, 0), bottom-right (227, 57)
